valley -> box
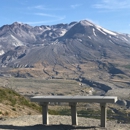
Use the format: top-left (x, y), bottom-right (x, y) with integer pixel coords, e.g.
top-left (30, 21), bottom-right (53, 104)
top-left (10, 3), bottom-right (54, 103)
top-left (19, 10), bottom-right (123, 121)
top-left (0, 76), bottom-right (130, 123)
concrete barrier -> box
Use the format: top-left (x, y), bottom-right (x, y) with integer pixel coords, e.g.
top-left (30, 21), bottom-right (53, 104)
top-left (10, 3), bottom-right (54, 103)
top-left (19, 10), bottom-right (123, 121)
top-left (31, 96), bottom-right (117, 127)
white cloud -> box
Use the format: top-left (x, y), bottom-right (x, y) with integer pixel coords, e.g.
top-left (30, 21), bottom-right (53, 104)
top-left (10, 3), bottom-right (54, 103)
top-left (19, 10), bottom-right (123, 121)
top-left (25, 16), bottom-right (66, 25)
top-left (34, 13), bottom-right (59, 18)
top-left (71, 4), bottom-right (82, 9)
top-left (29, 5), bottom-right (65, 11)
top-left (34, 5), bottom-right (45, 10)
top-left (93, 0), bottom-right (130, 10)
top-left (33, 13), bottom-right (66, 22)
top-left (25, 5), bottom-right (66, 25)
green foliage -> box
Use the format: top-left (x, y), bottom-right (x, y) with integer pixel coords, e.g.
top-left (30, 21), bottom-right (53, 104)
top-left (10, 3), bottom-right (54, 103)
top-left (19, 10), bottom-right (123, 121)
top-left (4, 111), bottom-right (9, 116)
top-left (0, 111), bottom-right (2, 114)
top-left (48, 108), bottom-right (71, 116)
top-left (0, 87), bottom-right (20, 102)
top-left (0, 87), bottom-right (41, 112)
top-left (12, 107), bottom-right (16, 111)
top-left (48, 108), bottom-right (130, 123)
top-left (77, 109), bottom-right (100, 119)
top-left (48, 108), bottom-right (101, 119)
top-left (123, 65), bottom-right (130, 69)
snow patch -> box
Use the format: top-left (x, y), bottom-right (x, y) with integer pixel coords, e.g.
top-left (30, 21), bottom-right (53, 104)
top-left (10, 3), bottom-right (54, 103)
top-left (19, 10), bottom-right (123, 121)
top-left (80, 20), bottom-right (94, 27)
top-left (109, 40), bottom-right (114, 44)
top-left (13, 22), bottom-right (24, 25)
top-left (11, 35), bottom-right (23, 47)
top-left (100, 28), bottom-right (117, 36)
top-left (60, 30), bottom-right (67, 36)
top-left (0, 50), bottom-right (4, 56)
top-left (121, 37), bottom-right (128, 42)
top-left (51, 39), bottom-right (59, 45)
top-left (39, 27), bottom-right (43, 30)
top-left (88, 36), bottom-right (91, 39)
top-left (93, 28), bottom-right (97, 36)
top-left (77, 39), bottom-right (82, 42)
top-left (49, 32), bottom-right (52, 36)
top-left (69, 22), bottom-right (77, 28)
top-left (46, 26), bottom-right (51, 30)
top-left (96, 25), bottom-right (117, 36)
top-left (96, 27), bottom-right (107, 35)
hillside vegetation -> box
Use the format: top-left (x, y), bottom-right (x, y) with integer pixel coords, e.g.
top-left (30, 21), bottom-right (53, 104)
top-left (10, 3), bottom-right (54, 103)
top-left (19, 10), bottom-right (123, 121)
top-left (0, 86), bottom-right (41, 117)
top-left (0, 86), bottom-right (130, 123)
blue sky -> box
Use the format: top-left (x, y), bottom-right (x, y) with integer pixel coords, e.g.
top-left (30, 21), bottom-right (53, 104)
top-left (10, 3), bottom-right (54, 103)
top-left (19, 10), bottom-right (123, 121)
top-left (0, 0), bottom-right (130, 34)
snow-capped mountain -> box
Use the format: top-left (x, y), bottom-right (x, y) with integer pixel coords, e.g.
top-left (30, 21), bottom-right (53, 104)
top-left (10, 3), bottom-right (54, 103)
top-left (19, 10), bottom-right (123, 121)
top-left (0, 20), bottom-right (130, 78)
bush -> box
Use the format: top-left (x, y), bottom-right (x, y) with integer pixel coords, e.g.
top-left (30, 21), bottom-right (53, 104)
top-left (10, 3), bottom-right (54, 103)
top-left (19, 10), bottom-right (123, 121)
top-left (48, 108), bottom-right (71, 116)
top-left (4, 111), bottom-right (9, 116)
top-left (0, 111), bottom-right (2, 114)
top-left (12, 107), bottom-right (16, 111)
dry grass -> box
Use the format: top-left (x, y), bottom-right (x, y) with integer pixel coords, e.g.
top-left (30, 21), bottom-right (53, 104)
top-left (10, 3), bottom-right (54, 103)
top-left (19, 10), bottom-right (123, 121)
top-left (0, 86), bottom-right (41, 117)
top-left (0, 77), bottom-right (93, 96)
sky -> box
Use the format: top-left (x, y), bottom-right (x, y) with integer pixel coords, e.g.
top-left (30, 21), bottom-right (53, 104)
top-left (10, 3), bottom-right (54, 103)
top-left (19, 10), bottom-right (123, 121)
top-left (0, 0), bottom-right (130, 34)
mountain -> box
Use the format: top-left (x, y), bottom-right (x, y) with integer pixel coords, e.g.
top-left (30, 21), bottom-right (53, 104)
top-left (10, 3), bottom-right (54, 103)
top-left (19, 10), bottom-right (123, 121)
top-left (0, 20), bottom-right (130, 81)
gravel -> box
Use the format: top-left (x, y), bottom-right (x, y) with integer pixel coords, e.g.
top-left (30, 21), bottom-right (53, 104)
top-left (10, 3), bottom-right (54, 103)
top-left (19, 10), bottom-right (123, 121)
top-left (0, 115), bottom-right (129, 130)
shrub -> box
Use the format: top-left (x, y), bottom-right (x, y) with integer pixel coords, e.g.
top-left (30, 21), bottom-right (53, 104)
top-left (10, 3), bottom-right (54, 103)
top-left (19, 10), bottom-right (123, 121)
top-left (12, 108), bottom-right (16, 111)
top-left (4, 111), bottom-right (9, 116)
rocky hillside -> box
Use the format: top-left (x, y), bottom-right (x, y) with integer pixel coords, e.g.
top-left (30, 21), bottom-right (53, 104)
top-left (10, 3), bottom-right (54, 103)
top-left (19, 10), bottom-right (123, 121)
top-left (0, 20), bottom-right (130, 70)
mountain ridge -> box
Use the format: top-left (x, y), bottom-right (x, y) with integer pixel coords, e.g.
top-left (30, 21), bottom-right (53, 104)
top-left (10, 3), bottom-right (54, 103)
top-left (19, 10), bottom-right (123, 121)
top-left (0, 20), bottom-right (130, 80)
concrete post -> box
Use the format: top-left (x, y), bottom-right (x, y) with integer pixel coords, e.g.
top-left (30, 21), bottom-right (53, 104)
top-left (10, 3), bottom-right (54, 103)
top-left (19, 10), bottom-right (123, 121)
top-left (40, 102), bottom-right (49, 125)
top-left (69, 102), bottom-right (78, 125)
top-left (100, 103), bottom-right (107, 127)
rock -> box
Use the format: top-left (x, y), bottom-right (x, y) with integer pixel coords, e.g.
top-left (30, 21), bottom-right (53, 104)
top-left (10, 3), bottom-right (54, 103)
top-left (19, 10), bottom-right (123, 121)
top-left (116, 100), bottom-right (127, 106)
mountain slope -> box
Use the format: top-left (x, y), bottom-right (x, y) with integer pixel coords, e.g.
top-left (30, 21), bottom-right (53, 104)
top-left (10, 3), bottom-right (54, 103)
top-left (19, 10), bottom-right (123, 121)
top-left (0, 20), bottom-right (130, 80)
